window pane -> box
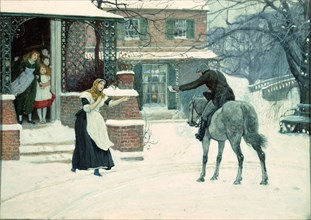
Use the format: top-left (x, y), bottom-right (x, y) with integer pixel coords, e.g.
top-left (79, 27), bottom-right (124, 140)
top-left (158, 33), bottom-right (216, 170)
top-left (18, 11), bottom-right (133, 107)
top-left (174, 20), bottom-right (186, 39)
top-left (125, 19), bottom-right (139, 39)
top-left (142, 64), bottom-right (167, 107)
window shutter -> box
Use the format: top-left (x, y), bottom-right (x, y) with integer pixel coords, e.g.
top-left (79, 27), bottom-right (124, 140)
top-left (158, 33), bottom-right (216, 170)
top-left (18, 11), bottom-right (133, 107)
top-left (140, 18), bottom-right (148, 40)
top-left (133, 63), bottom-right (143, 110)
top-left (167, 64), bottom-right (177, 109)
top-left (116, 21), bottom-right (125, 40)
top-left (186, 19), bottom-right (194, 39)
top-left (165, 19), bottom-right (174, 40)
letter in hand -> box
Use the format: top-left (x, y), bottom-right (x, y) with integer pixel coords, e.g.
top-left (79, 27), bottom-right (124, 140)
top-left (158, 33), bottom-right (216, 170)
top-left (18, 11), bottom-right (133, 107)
top-left (172, 85), bottom-right (180, 92)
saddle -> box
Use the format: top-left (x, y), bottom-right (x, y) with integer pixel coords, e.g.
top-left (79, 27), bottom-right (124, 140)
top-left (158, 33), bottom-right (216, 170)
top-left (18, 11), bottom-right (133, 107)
top-left (203, 91), bottom-right (212, 101)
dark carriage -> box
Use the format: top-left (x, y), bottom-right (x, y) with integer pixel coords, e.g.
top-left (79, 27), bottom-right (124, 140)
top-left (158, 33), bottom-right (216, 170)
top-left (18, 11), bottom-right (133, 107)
top-left (279, 104), bottom-right (311, 134)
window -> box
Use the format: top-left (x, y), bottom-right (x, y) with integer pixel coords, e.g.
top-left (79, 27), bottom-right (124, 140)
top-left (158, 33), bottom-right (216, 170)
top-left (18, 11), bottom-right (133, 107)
top-left (165, 19), bottom-right (194, 40)
top-left (142, 64), bottom-right (167, 107)
top-left (174, 20), bottom-right (187, 39)
top-left (117, 18), bottom-right (148, 41)
top-left (125, 18), bottom-right (139, 40)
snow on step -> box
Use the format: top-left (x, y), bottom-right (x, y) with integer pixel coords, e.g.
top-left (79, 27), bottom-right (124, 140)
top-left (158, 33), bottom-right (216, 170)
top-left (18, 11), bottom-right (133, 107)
top-left (19, 143), bottom-right (74, 163)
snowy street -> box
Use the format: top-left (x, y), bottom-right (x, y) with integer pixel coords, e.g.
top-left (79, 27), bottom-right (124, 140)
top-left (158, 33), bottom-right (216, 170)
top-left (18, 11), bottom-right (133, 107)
top-left (0, 120), bottom-right (310, 219)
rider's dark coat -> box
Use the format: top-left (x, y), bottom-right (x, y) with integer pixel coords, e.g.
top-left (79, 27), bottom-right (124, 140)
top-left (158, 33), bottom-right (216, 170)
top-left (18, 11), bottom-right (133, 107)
top-left (179, 69), bottom-right (235, 107)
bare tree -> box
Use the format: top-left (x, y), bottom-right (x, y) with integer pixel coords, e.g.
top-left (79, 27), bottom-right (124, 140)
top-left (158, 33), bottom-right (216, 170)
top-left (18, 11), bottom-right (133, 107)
top-left (92, 0), bottom-right (309, 104)
top-left (207, 15), bottom-right (290, 84)
top-left (203, 0), bottom-right (310, 104)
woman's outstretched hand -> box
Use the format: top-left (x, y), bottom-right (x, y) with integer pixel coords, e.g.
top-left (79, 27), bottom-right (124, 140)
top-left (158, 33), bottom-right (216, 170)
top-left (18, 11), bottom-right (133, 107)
top-left (121, 97), bottom-right (130, 102)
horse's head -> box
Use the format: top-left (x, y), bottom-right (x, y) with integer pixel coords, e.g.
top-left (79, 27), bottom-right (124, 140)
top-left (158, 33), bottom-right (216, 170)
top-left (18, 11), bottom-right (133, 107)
top-left (187, 97), bottom-right (204, 127)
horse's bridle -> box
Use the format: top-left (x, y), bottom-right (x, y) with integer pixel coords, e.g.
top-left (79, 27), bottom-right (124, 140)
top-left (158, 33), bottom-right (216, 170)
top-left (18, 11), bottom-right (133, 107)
top-left (190, 100), bottom-right (201, 127)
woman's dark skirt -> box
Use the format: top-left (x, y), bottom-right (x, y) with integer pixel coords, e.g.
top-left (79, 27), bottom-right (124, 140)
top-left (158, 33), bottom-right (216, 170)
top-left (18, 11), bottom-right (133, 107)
top-left (71, 110), bottom-right (115, 170)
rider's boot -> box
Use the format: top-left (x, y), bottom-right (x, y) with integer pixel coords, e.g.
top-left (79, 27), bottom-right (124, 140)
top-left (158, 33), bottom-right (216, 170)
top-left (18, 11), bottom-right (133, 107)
top-left (195, 119), bottom-right (208, 141)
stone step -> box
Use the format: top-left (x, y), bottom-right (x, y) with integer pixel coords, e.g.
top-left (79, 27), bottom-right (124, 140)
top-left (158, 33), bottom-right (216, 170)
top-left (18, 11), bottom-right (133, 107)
top-left (19, 142), bottom-right (74, 164)
top-left (20, 153), bottom-right (73, 164)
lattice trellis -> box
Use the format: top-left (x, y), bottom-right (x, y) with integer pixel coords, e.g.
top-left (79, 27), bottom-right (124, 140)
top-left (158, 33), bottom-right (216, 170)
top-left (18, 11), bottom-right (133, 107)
top-left (61, 20), bottom-right (117, 92)
top-left (1, 16), bottom-right (118, 94)
top-left (1, 16), bottom-right (12, 94)
top-left (1, 16), bottom-right (35, 94)
top-left (62, 20), bottom-right (88, 92)
top-left (102, 21), bottom-right (117, 83)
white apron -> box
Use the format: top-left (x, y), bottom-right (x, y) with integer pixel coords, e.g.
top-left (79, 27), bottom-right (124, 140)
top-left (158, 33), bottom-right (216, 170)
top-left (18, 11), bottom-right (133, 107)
top-left (11, 67), bottom-right (35, 96)
top-left (81, 92), bottom-right (114, 151)
top-left (35, 75), bottom-right (52, 101)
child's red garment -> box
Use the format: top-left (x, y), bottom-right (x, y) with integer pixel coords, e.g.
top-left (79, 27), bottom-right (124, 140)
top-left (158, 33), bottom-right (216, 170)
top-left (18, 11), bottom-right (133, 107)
top-left (34, 93), bottom-right (55, 108)
top-left (34, 74), bottom-right (55, 109)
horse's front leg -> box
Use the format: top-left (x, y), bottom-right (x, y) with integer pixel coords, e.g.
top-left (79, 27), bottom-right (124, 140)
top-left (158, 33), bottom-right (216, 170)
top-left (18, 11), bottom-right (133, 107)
top-left (211, 141), bottom-right (225, 181)
top-left (197, 137), bottom-right (211, 182)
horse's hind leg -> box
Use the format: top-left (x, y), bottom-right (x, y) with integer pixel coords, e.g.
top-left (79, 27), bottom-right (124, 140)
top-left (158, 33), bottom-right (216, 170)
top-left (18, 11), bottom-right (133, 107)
top-left (211, 141), bottom-right (225, 181)
top-left (252, 145), bottom-right (268, 185)
top-left (197, 137), bottom-right (211, 182)
top-left (230, 140), bottom-right (244, 185)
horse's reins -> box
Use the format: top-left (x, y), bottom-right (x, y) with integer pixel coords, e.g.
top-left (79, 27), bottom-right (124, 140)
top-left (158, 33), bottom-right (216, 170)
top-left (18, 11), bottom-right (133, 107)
top-left (190, 99), bottom-right (207, 127)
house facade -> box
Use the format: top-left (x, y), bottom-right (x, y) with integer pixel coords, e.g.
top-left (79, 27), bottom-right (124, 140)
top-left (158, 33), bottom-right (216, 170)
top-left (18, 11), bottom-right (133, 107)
top-left (0, 0), bottom-right (216, 160)
top-left (0, 0), bottom-right (125, 159)
top-left (102, 0), bottom-right (217, 114)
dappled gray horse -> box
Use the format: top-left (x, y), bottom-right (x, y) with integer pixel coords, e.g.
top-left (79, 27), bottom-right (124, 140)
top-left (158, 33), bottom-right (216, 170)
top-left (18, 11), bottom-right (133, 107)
top-left (188, 97), bottom-right (268, 185)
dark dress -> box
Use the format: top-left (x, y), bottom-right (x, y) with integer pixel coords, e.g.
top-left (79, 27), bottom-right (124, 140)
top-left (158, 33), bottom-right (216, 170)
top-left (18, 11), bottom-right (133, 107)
top-left (71, 97), bottom-right (115, 170)
top-left (13, 61), bottom-right (40, 115)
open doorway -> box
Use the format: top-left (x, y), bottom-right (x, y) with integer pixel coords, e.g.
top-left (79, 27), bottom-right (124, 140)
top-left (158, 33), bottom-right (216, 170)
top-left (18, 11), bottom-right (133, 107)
top-left (11, 18), bottom-right (51, 124)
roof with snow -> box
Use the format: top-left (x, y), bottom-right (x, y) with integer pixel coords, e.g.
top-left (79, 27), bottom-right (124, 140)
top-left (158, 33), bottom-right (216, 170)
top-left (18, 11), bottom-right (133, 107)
top-left (117, 51), bottom-right (217, 60)
top-left (102, 0), bottom-right (209, 11)
top-left (0, 0), bottom-right (124, 21)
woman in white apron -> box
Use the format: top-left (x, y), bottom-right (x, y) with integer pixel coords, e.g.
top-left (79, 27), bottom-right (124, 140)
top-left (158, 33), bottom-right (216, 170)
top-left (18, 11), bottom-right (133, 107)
top-left (71, 79), bottom-right (129, 176)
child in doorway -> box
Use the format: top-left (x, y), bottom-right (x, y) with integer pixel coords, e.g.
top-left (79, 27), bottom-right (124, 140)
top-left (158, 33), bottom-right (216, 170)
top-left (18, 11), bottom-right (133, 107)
top-left (34, 64), bottom-right (55, 123)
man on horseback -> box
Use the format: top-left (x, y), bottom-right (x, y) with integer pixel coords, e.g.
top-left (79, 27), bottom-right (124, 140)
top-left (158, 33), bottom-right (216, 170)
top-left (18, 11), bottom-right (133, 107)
top-left (172, 64), bottom-right (235, 141)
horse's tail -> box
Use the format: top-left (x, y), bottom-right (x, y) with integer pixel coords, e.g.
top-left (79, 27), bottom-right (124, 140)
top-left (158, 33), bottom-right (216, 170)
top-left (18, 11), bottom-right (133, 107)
top-left (240, 103), bottom-right (267, 148)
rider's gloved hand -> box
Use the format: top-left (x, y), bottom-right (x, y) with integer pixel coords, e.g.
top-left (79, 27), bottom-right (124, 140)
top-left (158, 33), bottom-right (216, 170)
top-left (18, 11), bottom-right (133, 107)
top-left (172, 85), bottom-right (180, 92)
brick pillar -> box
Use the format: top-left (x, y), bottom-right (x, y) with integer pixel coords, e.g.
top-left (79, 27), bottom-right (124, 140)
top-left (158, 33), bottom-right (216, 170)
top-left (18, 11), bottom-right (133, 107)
top-left (0, 95), bottom-right (22, 160)
top-left (105, 71), bottom-right (145, 157)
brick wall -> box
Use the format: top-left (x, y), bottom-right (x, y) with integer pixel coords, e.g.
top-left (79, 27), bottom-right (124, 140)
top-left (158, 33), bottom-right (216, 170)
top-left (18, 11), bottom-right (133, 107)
top-left (107, 97), bottom-right (141, 120)
top-left (60, 95), bottom-right (81, 128)
top-left (106, 71), bottom-right (145, 153)
top-left (1, 99), bottom-right (17, 124)
top-left (1, 130), bottom-right (20, 160)
top-left (1, 96), bottom-right (21, 160)
top-left (107, 125), bottom-right (144, 152)
top-left (116, 10), bottom-right (207, 50)
top-left (60, 94), bottom-right (108, 128)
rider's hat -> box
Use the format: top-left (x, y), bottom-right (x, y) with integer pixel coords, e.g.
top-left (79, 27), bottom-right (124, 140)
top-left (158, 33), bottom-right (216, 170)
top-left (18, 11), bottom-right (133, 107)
top-left (197, 63), bottom-right (210, 73)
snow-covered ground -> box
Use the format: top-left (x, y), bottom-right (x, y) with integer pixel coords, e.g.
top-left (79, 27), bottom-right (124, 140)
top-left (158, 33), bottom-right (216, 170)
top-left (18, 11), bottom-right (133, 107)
top-left (1, 76), bottom-right (310, 219)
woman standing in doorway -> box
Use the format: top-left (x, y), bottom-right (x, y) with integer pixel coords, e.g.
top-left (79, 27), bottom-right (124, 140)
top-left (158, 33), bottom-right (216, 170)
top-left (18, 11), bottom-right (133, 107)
top-left (71, 79), bottom-right (129, 177)
top-left (11, 50), bottom-right (41, 124)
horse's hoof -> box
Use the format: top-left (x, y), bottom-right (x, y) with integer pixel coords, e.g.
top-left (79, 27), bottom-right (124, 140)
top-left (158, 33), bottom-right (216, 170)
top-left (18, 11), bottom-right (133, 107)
top-left (260, 181), bottom-right (268, 185)
top-left (210, 176), bottom-right (218, 181)
top-left (197, 178), bottom-right (205, 182)
top-left (233, 180), bottom-right (241, 185)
